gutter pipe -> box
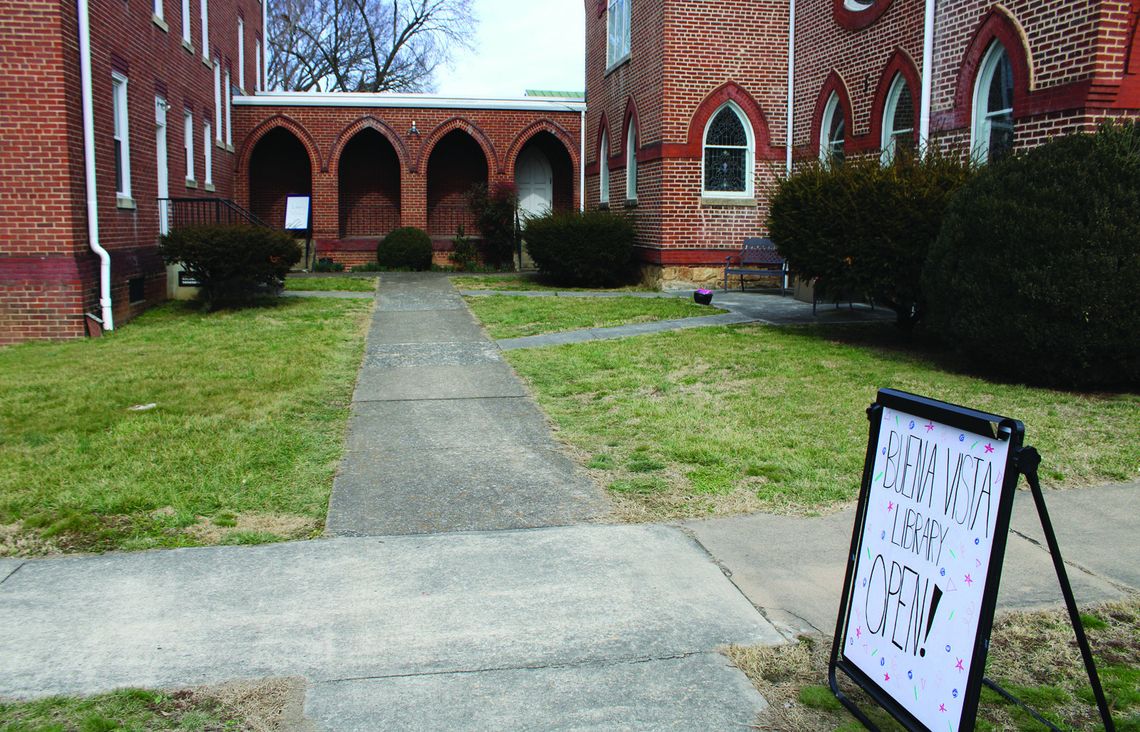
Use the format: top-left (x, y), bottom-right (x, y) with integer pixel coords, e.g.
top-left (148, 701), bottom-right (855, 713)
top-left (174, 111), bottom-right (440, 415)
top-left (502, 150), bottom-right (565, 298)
top-left (920, 0), bottom-right (936, 153)
top-left (786, 0), bottom-right (796, 175)
top-left (78, 0), bottom-right (113, 330)
top-left (580, 108), bottom-right (586, 211)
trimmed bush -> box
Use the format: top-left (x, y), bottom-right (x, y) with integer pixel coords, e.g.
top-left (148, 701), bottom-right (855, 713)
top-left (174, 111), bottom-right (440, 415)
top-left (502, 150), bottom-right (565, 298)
top-left (524, 210), bottom-right (636, 287)
top-left (924, 123), bottom-right (1140, 389)
top-left (159, 224), bottom-right (300, 309)
top-left (376, 227), bottom-right (432, 270)
top-left (768, 150), bottom-right (973, 330)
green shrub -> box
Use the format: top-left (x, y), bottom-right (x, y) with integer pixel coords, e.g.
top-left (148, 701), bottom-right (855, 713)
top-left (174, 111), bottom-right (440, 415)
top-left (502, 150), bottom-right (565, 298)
top-left (313, 257), bottom-right (344, 272)
top-left (768, 149), bottom-right (973, 330)
top-left (450, 224), bottom-right (479, 271)
top-left (467, 183), bottom-right (518, 269)
top-left (523, 210), bottom-right (636, 287)
top-left (159, 224), bottom-right (300, 309)
top-left (924, 122), bottom-right (1140, 389)
top-left (376, 227), bottom-right (432, 270)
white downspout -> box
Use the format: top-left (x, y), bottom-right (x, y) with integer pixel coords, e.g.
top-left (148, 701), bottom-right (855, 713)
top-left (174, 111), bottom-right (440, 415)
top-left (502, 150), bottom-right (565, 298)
top-left (785, 0), bottom-right (796, 176)
top-left (78, 0), bottom-right (113, 331)
top-left (920, 0), bottom-right (936, 154)
top-left (580, 108), bottom-right (586, 211)
top-left (262, 0), bottom-right (268, 90)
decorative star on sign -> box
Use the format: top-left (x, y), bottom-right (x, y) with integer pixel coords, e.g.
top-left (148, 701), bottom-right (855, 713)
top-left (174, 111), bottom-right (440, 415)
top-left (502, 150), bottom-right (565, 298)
top-left (955, 658), bottom-right (965, 672)
top-left (884, 672), bottom-right (890, 682)
top-left (888, 501), bottom-right (894, 512)
top-left (964, 573), bottom-right (973, 587)
top-left (856, 626), bottom-right (862, 638)
top-left (925, 422), bottom-right (935, 432)
top-left (940, 704), bottom-right (947, 713)
top-left (984, 443), bottom-right (995, 454)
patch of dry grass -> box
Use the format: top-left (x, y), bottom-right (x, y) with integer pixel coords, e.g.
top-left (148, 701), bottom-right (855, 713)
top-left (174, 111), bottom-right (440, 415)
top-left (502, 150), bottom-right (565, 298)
top-left (726, 598), bottom-right (1140, 731)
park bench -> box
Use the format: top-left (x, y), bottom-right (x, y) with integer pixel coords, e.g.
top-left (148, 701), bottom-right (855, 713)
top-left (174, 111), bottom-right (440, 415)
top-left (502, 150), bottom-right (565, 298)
top-left (723, 237), bottom-right (790, 294)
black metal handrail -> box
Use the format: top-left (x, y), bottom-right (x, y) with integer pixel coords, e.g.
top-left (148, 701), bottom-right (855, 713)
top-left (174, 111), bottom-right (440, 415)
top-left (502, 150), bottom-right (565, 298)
top-left (159, 197), bottom-right (269, 231)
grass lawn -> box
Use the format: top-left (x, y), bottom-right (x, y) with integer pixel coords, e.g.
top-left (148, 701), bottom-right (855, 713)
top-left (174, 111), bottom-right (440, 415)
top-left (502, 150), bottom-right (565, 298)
top-left (503, 322), bottom-right (1139, 519)
top-left (451, 274), bottom-right (657, 292)
top-left (283, 276), bottom-right (377, 292)
top-left (726, 598), bottom-right (1140, 731)
top-left (0, 298), bottom-right (370, 555)
top-left (465, 294), bottom-right (725, 339)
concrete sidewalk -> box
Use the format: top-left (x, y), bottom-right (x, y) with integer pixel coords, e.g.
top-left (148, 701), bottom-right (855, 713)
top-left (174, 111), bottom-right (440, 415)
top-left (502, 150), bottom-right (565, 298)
top-left (0, 525), bottom-right (778, 729)
top-left (326, 273), bottom-right (608, 536)
top-left (685, 482), bottom-right (1140, 638)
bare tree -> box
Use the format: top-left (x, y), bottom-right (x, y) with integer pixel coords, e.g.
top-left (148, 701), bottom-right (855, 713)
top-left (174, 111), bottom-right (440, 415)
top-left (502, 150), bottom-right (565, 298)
top-left (268, 0), bottom-right (475, 92)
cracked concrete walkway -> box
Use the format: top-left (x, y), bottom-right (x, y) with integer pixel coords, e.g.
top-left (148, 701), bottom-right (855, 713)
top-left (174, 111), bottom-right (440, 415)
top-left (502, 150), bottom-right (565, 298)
top-left (326, 273), bottom-right (609, 536)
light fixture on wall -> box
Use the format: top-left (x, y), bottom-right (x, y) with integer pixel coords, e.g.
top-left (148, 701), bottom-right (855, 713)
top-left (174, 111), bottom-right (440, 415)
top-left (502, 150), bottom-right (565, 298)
top-left (408, 120), bottom-right (419, 137)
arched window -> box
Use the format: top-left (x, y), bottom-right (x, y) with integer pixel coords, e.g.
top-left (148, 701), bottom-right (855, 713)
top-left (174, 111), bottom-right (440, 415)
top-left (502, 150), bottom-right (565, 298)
top-left (820, 92), bottom-right (845, 166)
top-left (702, 103), bottom-right (753, 196)
top-left (626, 123), bottom-right (637, 201)
top-left (881, 73), bottom-right (915, 164)
top-left (599, 130), bottom-right (610, 205)
top-left (972, 41), bottom-right (1014, 164)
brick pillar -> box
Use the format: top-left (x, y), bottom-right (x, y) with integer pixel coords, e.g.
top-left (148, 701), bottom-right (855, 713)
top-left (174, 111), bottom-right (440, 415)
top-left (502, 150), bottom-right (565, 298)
top-left (312, 171), bottom-right (338, 240)
top-left (402, 170), bottom-right (427, 230)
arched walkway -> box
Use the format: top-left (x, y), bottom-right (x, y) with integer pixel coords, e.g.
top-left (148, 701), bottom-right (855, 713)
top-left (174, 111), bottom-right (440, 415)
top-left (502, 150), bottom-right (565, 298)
top-left (337, 128), bottom-right (401, 238)
top-left (249, 127), bottom-right (312, 228)
top-left (514, 131), bottom-right (574, 220)
top-left (426, 130), bottom-right (488, 237)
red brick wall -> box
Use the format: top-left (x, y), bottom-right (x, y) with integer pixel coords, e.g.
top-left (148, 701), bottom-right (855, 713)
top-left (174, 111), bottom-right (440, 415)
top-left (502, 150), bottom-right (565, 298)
top-left (248, 127), bottom-right (312, 228)
top-left (1, 0), bottom-right (262, 342)
top-left (231, 103), bottom-right (583, 266)
top-left (338, 128), bottom-right (401, 237)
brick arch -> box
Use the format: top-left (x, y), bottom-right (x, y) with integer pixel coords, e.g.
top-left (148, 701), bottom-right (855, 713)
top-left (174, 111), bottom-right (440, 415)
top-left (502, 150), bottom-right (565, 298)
top-left (416, 118), bottom-right (499, 174)
top-left (870, 49), bottom-right (922, 148)
top-left (621, 96), bottom-right (639, 151)
top-left (832, 0), bottom-right (895, 32)
top-left (328, 117), bottom-right (409, 176)
top-left (685, 82), bottom-right (774, 158)
top-left (810, 71), bottom-right (855, 154)
top-left (587, 112), bottom-right (611, 175)
top-left (949, 6), bottom-right (1033, 128)
top-left (504, 119), bottom-right (579, 175)
top-left (236, 114), bottom-right (322, 174)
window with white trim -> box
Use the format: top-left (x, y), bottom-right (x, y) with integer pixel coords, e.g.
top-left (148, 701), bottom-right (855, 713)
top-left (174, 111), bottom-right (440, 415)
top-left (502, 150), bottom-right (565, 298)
top-left (154, 0), bottom-right (164, 21)
top-left (625, 123), bottom-right (637, 201)
top-left (111, 72), bottom-right (131, 199)
top-left (599, 130), bottom-right (610, 205)
top-left (820, 92), bottom-right (845, 166)
top-left (203, 120), bottom-right (213, 185)
top-left (200, 0), bottom-right (209, 60)
top-left (237, 18), bottom-right (245, 91)
top-left (225, 68), bottom-right (233, 146)
top-left (255, 40), bottom-right (262, 91)
top-left (972, 41), bottom-right (1014, 164)
top-left (702, 103), bottom-right (753, 196)
top-left (184, 108), bottom-right (195, 182)
top-left (181, 0), bottom-right (191, 44)
top-left (881, 74), bottom-right (915, 164)
top-left (213, 58), bottom-right (222, 142)
top-left (606, 0), bottom-right (630, 69)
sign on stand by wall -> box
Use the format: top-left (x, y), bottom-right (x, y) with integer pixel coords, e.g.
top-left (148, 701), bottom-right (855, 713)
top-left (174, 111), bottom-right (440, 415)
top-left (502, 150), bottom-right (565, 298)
top-left (831, 389), bottom-right (1023, 731)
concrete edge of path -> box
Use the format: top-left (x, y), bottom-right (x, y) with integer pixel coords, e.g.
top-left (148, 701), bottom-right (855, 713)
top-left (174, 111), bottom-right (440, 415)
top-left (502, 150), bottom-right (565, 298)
top-left (281, 290), bottom-right (376, 299)
top-left (497, 312), bottom-right (758, 350)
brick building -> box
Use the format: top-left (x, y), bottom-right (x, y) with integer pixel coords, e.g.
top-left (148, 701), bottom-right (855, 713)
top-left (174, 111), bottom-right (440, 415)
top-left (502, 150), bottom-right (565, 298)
top-left (585, 0), bottom-right (1140, 283)
top-left (0, 2), bottom-right (583, 343)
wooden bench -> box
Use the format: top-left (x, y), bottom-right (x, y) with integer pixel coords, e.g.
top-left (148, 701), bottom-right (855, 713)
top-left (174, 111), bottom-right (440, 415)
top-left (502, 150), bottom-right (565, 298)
top-left (723, 237), bottom-right (790, 294)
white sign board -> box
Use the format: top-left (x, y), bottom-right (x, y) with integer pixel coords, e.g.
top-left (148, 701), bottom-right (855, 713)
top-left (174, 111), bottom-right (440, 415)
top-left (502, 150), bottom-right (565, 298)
top-left (284, 196), bottom-right (310, 230)
top-left (840, 401), bottom-right (1012, 731)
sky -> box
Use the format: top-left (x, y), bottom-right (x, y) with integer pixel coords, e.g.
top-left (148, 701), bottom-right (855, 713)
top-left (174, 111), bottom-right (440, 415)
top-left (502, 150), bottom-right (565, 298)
top-left (432, 0), bottom-right (586, 98)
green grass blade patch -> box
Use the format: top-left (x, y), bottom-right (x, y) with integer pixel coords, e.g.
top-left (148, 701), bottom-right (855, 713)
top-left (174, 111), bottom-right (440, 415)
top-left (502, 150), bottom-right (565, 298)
top-left (466, 294), bottom-right (724, 339)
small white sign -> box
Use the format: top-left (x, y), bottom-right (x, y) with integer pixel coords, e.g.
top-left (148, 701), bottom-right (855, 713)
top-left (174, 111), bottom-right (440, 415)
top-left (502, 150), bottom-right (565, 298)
top-left (842, 404), bottom-right (1011, 731)
top-left (284, 196), bottom-right (310, 230)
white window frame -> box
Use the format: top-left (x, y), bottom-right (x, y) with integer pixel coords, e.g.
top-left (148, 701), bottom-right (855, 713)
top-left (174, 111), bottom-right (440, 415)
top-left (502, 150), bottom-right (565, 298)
top-left (203, 120), bottom-right (213, 186)
top-left (200, 0), bottom-right (209, 61)
top-left (606, 0), bottom-right (631, 70)
top-left (880, 74), bottom-right (915, 165)
top-left (599, 130), bottom-right (610, 205)
top-left (153, 0), bottom-right (164, 22)
top-left (237, 18), bottom-right (245, 91)
top-left (971, 41), bottom-right (1014, 165)
top-left (819, 92), bottom-right (845, 166)
top-left (625, 123), bottom-right (637, 201)
top-left (224, 67), bottom-right (233, 147)
top-left (213, 58), bottom-right (222, 142)
top-left (181, 0), bottom-right (191, 44)
top-left (184, 108), bottom-right (195, 183)
top-left (111, 72), bottom-right (132, 201)
top-left (255, 40), bottom-right (262, 92)
top-left (701, 101), bottom-right (754, 198)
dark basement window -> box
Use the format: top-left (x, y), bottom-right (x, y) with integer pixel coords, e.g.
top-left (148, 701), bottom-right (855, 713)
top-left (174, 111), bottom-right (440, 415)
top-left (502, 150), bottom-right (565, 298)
top-left (128, 276), bottom-right (146, 304)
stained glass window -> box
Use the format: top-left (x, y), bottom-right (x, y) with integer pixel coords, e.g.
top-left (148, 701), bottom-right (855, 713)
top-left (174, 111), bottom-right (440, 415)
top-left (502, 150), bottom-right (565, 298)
top-left (703, 106), bottom-right (750, 194)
